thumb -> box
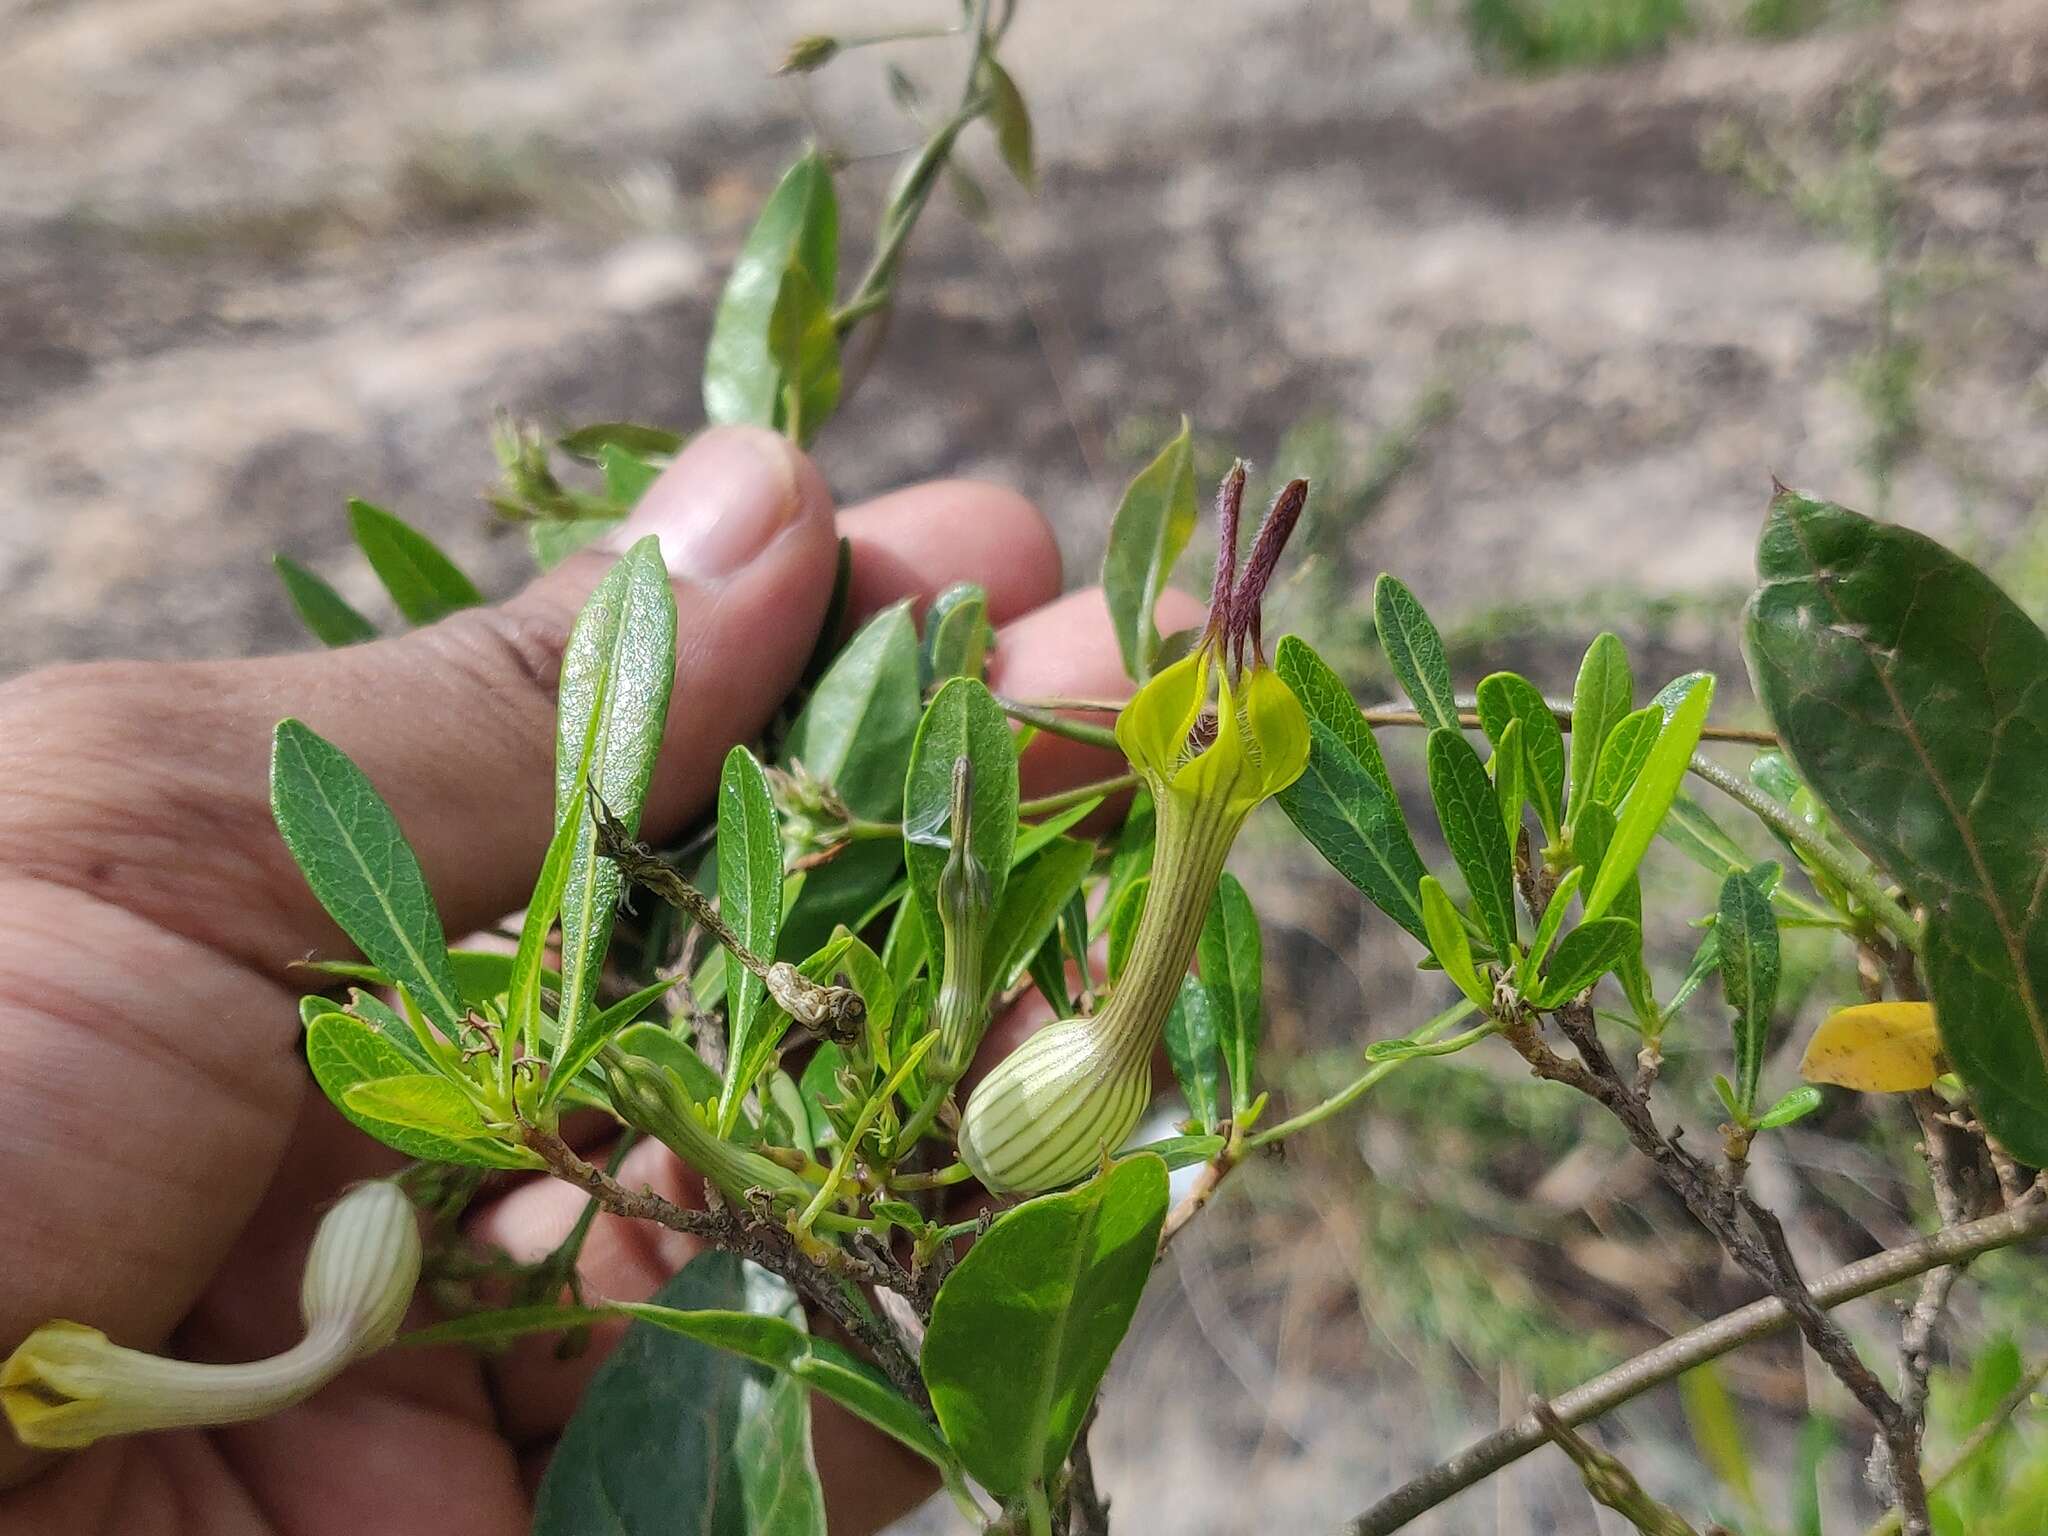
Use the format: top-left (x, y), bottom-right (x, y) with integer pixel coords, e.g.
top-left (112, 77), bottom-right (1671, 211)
top-left (0, 426), bottom-right (839, 975)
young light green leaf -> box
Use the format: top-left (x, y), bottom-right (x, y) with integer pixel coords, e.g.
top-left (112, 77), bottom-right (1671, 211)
top-left (786, 602), bottom-right (921, 818)
top-left (1199, 874), bottom-right (1263, 1118)
top-left (1582, 675), bottom-right (1715, 924)
top-left (981, 58), bottom-right (1035, 189)
top-left (1718, 868), bottom-right (1781, 1114)
top-left (1754, 1083), bottom-right (1825, 1130)
top-left (717, 746), bottom-right (786, 1134)
top-left (920, 582), bottom-right (993, 685)
top-left (1102, 418), bottom-right (1198, 682)
top-left (1494, 716), bottom-right (1527, 847)
top-left (766, 263), bottom-right (840, 445)
top-left (342, 1075), bottom-right (513, 1149)
top-left (1163, 974), bottom-right (1221, 1135)
top-left (1426, 728), bottom-right (1518, 958)
top-left (1520, 865), bottom-right (1584, 988)
top-left (306, 1012), bottom-right (538, 1169)
top-left (600, 444), bottom-right (661, 505)
top-left (703, 152), bottom-right (838, 430)
top-left (922, 1154), bottom-right (1168, 1500)
top-left (1278, 717), bottom-right (1430, 945)
top-left (1567, 632), bottom-right (1633, 824)
top-left (1374, 574), bottom-right (1459, 735)
top-left (903, 678), bottom-right (1019, 959)
top-left (1533, 918), bottom-right (1639, 1008)
top-left (1476, 671), bottom-right (1565, 836)
top-left (557, 421), bottom-right (684, 463)
top-left (273, 555), bottom-right (376, 647)
top-left (346, 499), bottom-right (483, 625)
top-left (1420, 875), bottom-right (1490, 1010)
top-left (513, 805), bottom-right (580, 1081)
top-left (270, 719), bottom-right (465, 1037)
top-left (1589, 705), bottom-right (1661, 809)
top-left (552, 537), bottom-right (678, 1079)
top-left (1652, 670), bottom-right (1712, 720)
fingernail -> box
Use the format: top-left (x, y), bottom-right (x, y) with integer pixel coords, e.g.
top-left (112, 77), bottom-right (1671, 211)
top-left (607, 427), bottom-right (802, 580)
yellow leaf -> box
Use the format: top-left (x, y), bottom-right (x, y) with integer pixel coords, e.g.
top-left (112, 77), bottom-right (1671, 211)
top-left (1799, 1002), bottom-right (1941, 1092)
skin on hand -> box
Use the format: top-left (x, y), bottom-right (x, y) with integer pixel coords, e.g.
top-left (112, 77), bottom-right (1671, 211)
top-left (0, 426), bottom-right (1176, 1536)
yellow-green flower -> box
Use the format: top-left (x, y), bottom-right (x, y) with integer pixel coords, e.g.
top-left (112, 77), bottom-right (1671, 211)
top-left (959, 466), bottom-right (1311, 1193)
top-left (2, 1181), bottom-right (420, 1450)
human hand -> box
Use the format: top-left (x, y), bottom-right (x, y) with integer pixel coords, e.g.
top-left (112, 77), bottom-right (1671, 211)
top-left (0, 426), bottom-right (1201, 1535)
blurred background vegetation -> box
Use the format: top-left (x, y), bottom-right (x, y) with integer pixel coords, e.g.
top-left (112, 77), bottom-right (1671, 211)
top-left (5, 0), bottom-right (2045, 1529)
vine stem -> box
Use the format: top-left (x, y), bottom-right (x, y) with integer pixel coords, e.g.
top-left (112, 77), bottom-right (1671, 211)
top-left (1348, 1198), bottom-right (2048, 1535)
top-left (1245, 1002), bottom-right (1478, 1148)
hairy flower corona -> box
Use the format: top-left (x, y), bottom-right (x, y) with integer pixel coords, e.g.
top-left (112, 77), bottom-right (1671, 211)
top-left (1, 1181), bottom-right (421, 1450)
top-left (958, 467), bottom-right (1312, 1193)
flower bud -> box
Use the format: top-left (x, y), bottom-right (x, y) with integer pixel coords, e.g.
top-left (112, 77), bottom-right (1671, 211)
top-left (600, 1053), bottom-right (810, 1207)
top-left (957, 1014), bottom-right (1151, 1194)
top-left (932, 757), bottom-right (994, 1084)
top-left (1, 1181), bottom-right (420, 1450)
top-left (776, 34), bottom-right (839, 74)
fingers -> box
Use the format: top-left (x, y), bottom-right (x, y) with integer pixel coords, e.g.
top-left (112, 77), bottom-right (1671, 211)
top-left (839, 480), bottom-right (1061, 627)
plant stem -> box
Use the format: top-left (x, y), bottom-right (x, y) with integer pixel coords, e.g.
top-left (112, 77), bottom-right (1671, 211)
top-left (1246, 1001), bottom-right (1478, 1148)
top-left (1861, 1355), bottom-right (2048, 1536)
top-left (891, 1161), bottom-right (972, 1191)
top-left (997, 695), bottom-right (1123, 751)
top-left (1024, 1481), bottom-right (1054, 1536)
top-left (1019, 773), bottom-right (1137, 819)
top-left (1348, 1198), bottom-right (2048, 1534)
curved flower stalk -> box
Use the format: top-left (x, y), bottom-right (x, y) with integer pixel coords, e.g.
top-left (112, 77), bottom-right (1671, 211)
top-left (1, 1181), bottom-right (420, 1450)
top-left (958, 466), bottom-right (1312, 1192)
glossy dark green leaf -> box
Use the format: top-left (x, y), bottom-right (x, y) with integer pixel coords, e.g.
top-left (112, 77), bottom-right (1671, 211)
top-left (1567, 632), bottom-right (1633, 823)
top-left (346, 498), bottom-right (482, 625)
top-left (1275, 637), bottom-right (1397, 800)
top-left (1718, 868), bottom-right (1780, 1114)
top-left (1163, 974), bottom-right (1221, 1134)
top-left (1582, 675), bottom-right (1714, 924)
top-left (1374, 574), bottom-right (1459, 735)
top-left (717, 746), bottom-right (785, 1131)
top-left (786, 602), bottom-right (921, 817)
top-left (1105, 876), bottom-right (1148, 984)
top-left (1277, 715), bottom-right (1429, 946)
top-left (1476, 671), bottom-right (1564, 836)
top-left (704, 152), bottom-right (838, 430)
top-left (306, 1012), bottom-right (537, 1168)
top-left (552, 538), bottom-right (678, 1076)
top-left (923, 1154), bottom-right (1168, 1500)
top-left (273, 555), bottom-right (376, 647)
top-left (1534, 919), bottom-right (1640, 1009)
top-left (1589, 705), bottom-right (1660, 809)
top-left (981, 57), bottom-right (1035, 189)
top-left (1421, 875), bottom-right (1490, 1009)
top-left (1745, 490), bottom-right (2048, 1162)
top-left (1426, 728), bottom-right (1518, 957)
top-left (903, 678), bottom-right (1018, 959)
top-left (921, 582), bottom-right (993, 684)
top-left (557, 421), bottom-right (684, 463)
top-left (534, 1255), bottom-right (826, 1536)
top-left (1103, 418), bottom-right (1198, 682)
top-left (1198, 873), bottom-right (1262, 1117)
top-left (270, 719), bottom-right (464, 1036)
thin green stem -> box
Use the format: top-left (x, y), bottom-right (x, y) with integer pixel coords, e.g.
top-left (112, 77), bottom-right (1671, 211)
top-left (1018, 773), bottom-right (1136, 819)
top-left (1687, 752), bottom-right (1922, 951)
top-left (1024, 1481), bottom-right (1053, 1536)
top-left (892, 1080), bottom-right (950, 1156)
top-left (996, 695), bottom-right (1122, 751)
top-left (798, 1034), bottom-right (938, 1231)
top-left (1247, 1000), bottom-right (1478, 1148)
top-left (890, 1160), bottom-right (972, 1191)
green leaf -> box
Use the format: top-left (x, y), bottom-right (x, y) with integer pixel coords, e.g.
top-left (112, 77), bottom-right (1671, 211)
top-left (1582, 674), bottom-right (1714, 924)
top-left (306, 1012), bottom-right (537, 1168)
top-left (703, 152), bottom-right (838, 430)
top-left (557, 421), bottom-right (684, 463)
top-left (529, 517), bottom-right (620, 571)
top-left (1754, 1083), bottom-right (1825, 1130)
top-left (1521, 865), bottom-right (1584, 986)
top-left (1661, 793), bottom-right (1752, 878)
top-left (552, 538), bottom-right (678, 1079)
top-left (1275, 637), bottom-right (1398, 801)
top-left (1567, 632), bottom-right (1633, 824)
top-left (273, 555), bottom-right (376, 647)
top-left (1589, 705), bottom-right (1661, 809)
top-left (1128, 1132), bottom-right (1224, 1170)
top-left (921, 582), bottom-right (993, 685)
top-left (981, 58), bottom-right (1035, 189)
top-left (1277, 716), bottom-right (1430, 946)
top-left (512, 807), bottom-right (580, 1080)
top-left (786, 602), bottom-right (921, 818)
top-left (923, 1154), bottom-right (1168, 1500)
top-left (615, 1023), bottom-right (725, 1113)
top-left (1745, 490), bottom-right (2048, 1164)
top-left (717, 746), bottom-right (785, 1132)
top-left (1103, 418), bottom-right (1198, 682)
top-left (765, 263), bottom-right (840, 445)
top-left (600, 444), bottom-right (662, 505)
top-left (346, 499), bottom-right (483, 625)
top-left (903, 679), bottom-right (1019, 960)
top-left (343, 1075), bottom-right (514, 1149)
top-left (1163, 974), bottom-right (1221, 1134)
top-left (1426, 728), bottom-right (1518, 958)
top-left (1476, 671), bottom-right (1565, 837)
top-left (1374, 574), bottom-right (1459, 735)
top-left (270, 719), bottom-right (464, 1037)
top-left (1533, 918), bottom-right (1639, 1009)
top-left (534, 1255), bottom-right (828, 1536)
top-left (1421, 875), bottom-right (1490, 1010)
top-left (1199, 873), bottom-right (1263, 1118)
top-left (1104, 875), bottom-right (1148, 985)
top-left (1718, 868), bottom-right (1780, 1114)
top-left (1493, 716), bottom-right (1527, 848)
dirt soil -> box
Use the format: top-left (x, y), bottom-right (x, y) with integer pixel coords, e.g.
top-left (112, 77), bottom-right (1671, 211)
top-left (4, 0), bottom-right (2046, 1531)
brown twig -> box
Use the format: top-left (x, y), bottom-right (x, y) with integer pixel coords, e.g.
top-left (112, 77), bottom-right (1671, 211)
top-left (1862, 1355), bottom-right (2048, 1536)
top-left (1530, 1399), bottom-right (1706, 1536)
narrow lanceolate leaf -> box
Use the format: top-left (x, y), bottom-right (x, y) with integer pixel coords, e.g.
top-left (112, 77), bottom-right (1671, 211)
top-left (270, 720), bottom-right (464, 1037)
top-left (1476, 671), bottom-right (1565, 837)
top-left (1746, 489), bottom-right (2048, 1163)
top-left (703, 151), bottom-right (838, 430)
top-left (1421, 875), bottom-right (1491, 1011)
top-left (717, 746), bottom-right (786, 1132)
top-left (306, 1013), bottom-right (538, 1169)
top-left (988, 837), bottom-right (1095, 994)
top-left (553, 538), bottom-right (677, 1076)
top-left (1198, 874), bottom-right (1263, 1118)
top-left (273, 555), bottom-right (376, 647)
top-left (346, 499), bottom-right (483, 625)
top-left (1521, 865), bottom-right (1584, 987)
top-left (923, 1155), bottom-right (1168, 1501)
top-left (1589, 705), bottom-right (1661, 810)
top-left (1426, 728), bottom-right (1518, 958)
top-left (1567, 632), bottom-right (1633, 825)
top-left (1718, 868), bottom-right (1780, 1115)
top-left (1105, 877), bottom-right (1148, 985)
top-left (981, 57), bottom-right (1036, 189)
top-left (1277, 720), bottom-right (1430, 946)
top-left (1493, 717), bottom-right (1527, 847)
top-left (1103, 418), bottom-right (1198, 682)
top-left (921, 582), bottom-right (993, 685)
top-left (557, 421), bottom-right (684, 463)
top-left (1374, 574), bottom-right (1460, 735)
top-left (765, 263), bottom-right (840, 445)
top-left (1164, 974), bottom-right (1221, 1135)
top-left (1582, 675), bottom-right (1714, 924)
top-left (786, 602), bottom-right (921, 818)
top-left (1535, 918), bottom-right (1640, 1009)
top-left (902, 678), bottom-right (1019, 957)
top-left (1276, 637), bottom-right (1399, 801)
